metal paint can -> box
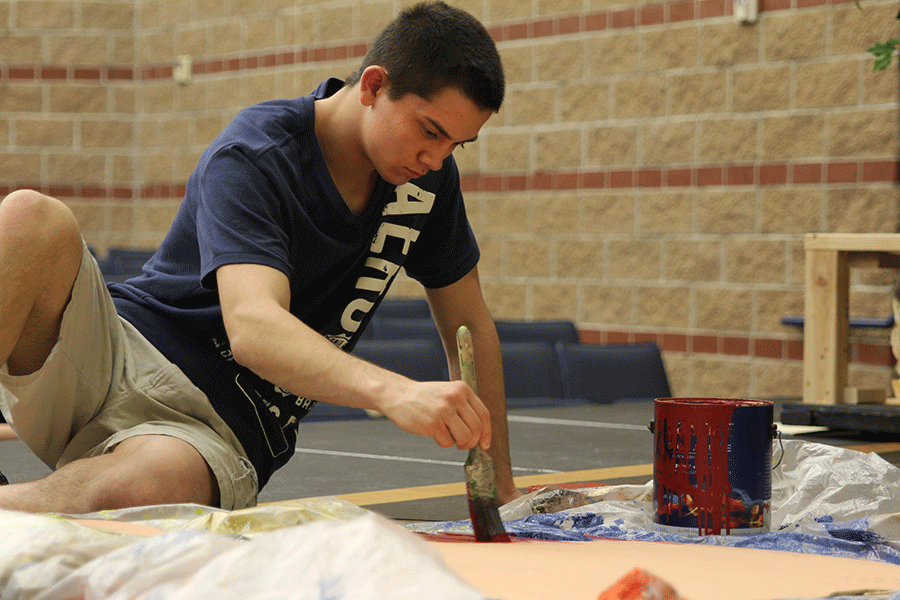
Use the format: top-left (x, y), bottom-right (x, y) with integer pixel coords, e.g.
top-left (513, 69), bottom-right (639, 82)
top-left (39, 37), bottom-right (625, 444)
top-left (651, 397), bottom-right (775, 536)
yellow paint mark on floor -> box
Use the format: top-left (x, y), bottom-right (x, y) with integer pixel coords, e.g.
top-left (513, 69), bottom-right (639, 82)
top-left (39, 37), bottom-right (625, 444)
top-left (847, 441), bottom-right (900, 455)
top-left (333, 463), bottom-right (653, 507)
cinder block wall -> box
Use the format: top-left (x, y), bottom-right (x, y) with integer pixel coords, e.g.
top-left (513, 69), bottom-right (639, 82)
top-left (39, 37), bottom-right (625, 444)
top-left (1, 0), bottom-right (136, 245)
top-left (1, 0), bottom-right (898, 398)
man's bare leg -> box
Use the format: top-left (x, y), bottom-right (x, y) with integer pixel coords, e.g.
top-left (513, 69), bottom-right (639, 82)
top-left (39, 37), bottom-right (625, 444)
top-left (0, 190), bottom-right (83, 376)
top-left (0, 189), bottom-right (80, 493)
top-left (0, 191), bottom-right (220, 511)
top-left (0, 435), bottom-right (219, 513)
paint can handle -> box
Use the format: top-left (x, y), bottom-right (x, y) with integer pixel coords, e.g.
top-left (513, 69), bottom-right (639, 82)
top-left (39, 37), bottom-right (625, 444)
top-left (772, 427), bottom-right (785, 470)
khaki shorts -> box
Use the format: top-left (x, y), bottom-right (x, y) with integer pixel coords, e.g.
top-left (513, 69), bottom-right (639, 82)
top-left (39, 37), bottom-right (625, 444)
top-left (0, 242), bottom-right (258, 510)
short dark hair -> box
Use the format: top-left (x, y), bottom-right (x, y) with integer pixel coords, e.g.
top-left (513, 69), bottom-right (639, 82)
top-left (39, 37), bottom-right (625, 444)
top-left (346, 1), bottom-right (504, 112)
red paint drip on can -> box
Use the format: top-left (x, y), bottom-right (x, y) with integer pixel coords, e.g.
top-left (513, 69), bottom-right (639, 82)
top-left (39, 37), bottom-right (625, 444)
top-left (652, 398), bottom-right (774, 536)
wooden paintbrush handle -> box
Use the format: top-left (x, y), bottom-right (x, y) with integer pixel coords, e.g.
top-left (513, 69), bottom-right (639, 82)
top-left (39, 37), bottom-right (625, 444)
top-left (456, 325), bottom-right (477, 394)
top-left (458, 325), bottom-right (492, 468)
top-left (457, 325), bottom-right (487, 459)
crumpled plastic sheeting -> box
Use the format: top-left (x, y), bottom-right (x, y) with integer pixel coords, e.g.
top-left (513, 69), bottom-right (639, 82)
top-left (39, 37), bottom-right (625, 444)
top-left (500, 484), bottom-right (651, 522)
top-left (33, 529), bottom-right (244, 600)
top-left (409, 440), bottom-right (900, 566)
top-left (0, 511), bottom-right (138, 600)
top-left (3, 511), bottom-right (485, 600)
top-left (47, 496), bottom-right (370, 539)
top-left (773, 440), bottom-right (900, 537)
top-left (181, 496), bottom-right (368, 537)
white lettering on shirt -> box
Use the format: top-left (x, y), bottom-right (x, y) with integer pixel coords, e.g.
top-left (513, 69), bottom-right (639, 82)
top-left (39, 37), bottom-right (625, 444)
top-left (338, 183), bottom-right (434, 334)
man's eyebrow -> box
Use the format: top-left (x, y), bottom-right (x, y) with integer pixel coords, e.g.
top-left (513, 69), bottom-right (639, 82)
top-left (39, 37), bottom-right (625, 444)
top-left (425, 117), bottom-right (479, 144)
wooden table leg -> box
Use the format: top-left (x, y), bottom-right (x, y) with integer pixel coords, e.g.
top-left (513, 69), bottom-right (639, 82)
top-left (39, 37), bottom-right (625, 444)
top-left (803, 248), bottom-right (849, 404)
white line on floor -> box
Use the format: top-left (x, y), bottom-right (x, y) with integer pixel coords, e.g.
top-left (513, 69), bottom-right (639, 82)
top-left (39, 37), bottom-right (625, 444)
top-left (507, 415), bottom-right (650, 431)
top-left (294, 447), bottom-right (560, 474)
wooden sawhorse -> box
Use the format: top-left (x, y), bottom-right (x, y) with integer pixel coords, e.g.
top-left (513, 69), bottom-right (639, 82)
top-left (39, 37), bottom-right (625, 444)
top-left (803, 233), bottom-right (900, 404)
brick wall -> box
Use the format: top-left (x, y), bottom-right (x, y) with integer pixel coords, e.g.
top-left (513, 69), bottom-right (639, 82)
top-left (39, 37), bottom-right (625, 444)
top-left (1, 0), bottom-right (136, 248)
top-left (1, 0), bottom-right (898, 398)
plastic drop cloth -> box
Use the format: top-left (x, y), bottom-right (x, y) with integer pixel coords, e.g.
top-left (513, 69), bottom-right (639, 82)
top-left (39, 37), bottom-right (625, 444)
top-left (1, 505), bottom-right (485, 600)
top-left (410, 440), bottom-right (900, 566)
top-left (2, 439), bottom-right (899, 600)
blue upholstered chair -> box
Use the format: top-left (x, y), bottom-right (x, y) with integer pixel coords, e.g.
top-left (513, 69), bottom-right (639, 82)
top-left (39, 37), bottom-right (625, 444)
top-left (554, 341), bottom-right (671, 404)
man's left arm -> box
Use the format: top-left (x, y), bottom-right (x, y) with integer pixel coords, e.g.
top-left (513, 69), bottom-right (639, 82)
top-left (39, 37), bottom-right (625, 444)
top-left (425, 265), bottom-right (522, 505)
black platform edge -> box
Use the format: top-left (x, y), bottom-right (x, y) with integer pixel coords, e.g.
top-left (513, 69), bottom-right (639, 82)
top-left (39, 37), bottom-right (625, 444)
top-left (780, 402), bottom-right (900, 434)
top-left (780, 314), bottom-right (895, 329)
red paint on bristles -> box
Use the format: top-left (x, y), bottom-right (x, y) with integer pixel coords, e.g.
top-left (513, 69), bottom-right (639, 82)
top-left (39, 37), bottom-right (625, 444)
top-left (468, 494), bottom-right (511, 543)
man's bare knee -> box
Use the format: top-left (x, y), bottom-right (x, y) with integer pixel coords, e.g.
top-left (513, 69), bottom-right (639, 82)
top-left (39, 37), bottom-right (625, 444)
top-left (90, 436), bottom-right (220, 510)
top-left (0, 190), bottom-right (82, 255)
top-left (1, 189), bottom-right (73, 233)
top-left (0, 190), bottom-right (83, 295)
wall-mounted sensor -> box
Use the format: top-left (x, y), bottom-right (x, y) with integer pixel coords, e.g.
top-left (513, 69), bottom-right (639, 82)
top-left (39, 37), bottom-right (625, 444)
top-left (173, 55), bottom-right (192, 85)
top-left (734, 0), bottom-right (758, 25)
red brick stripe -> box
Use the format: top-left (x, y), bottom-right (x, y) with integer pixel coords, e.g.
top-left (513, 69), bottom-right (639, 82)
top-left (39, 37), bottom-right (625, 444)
top-left (0, 0), bottom-right (860, 84)
top-left (0, 183), bottom-right (134, 200)
top-left (458, 160), bottom-right (900, 192)
top-left (3, 158), bottom-right (896, 202)
top-left (2, 64), bottom-right (134, 83)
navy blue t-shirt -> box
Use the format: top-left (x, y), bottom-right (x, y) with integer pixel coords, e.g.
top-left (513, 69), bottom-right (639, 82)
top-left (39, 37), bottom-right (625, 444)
top-left (109, 79), bottom-right (480, 487)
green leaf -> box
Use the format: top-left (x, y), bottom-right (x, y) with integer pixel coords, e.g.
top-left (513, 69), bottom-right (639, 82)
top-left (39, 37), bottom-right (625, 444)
top-left (873, 54), bottom-right (892, 70)
top-left (868, 39), bottom-right (900, 71)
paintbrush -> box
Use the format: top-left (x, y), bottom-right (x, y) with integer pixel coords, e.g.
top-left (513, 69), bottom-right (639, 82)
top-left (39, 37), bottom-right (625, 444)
top-left (457, 325), bottom-right (511, 543)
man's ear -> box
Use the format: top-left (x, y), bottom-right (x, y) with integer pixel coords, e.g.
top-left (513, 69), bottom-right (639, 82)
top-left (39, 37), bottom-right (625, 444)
top-left (359, 66), bottom-right (388, 107)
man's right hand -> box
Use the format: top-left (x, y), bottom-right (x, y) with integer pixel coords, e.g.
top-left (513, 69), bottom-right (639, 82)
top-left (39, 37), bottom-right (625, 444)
top-left (376, 379), bottom-right (492, 451)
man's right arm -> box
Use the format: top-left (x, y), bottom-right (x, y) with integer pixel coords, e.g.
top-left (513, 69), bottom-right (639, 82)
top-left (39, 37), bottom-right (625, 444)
top-left (215, 262), bottom-right (491, 451)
